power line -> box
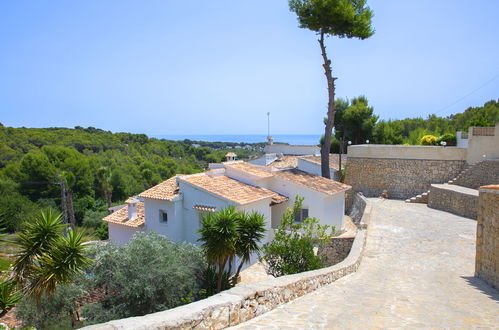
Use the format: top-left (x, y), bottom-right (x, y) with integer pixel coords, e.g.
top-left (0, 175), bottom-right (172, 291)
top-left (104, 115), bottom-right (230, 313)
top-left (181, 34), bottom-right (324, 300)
top-left (433, 73), bottom-right (499, 115)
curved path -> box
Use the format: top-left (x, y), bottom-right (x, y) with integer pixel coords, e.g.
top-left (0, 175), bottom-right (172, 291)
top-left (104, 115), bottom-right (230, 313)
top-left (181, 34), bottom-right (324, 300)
top-left (232, 199), bottom-right (499, 329)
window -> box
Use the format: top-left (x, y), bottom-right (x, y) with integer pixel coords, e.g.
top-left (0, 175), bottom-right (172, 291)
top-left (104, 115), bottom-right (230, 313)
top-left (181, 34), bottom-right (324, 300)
top-left (294, 208), bottom-right (309, 223)
top-left (159, 210), bottom-right (168, 223)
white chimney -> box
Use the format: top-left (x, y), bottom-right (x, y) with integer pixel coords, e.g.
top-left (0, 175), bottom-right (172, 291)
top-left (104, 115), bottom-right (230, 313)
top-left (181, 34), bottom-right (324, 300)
top-left (127, 197), bottom-right (139, 220)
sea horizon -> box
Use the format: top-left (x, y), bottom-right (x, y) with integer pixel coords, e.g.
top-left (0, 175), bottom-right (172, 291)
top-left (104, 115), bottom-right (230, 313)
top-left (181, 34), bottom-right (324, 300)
top-left (153, 134), bottom-right (322, 146)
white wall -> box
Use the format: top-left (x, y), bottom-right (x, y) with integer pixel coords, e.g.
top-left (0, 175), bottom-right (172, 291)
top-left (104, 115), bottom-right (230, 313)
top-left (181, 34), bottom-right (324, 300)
top-left (265, 177), bottom-right (345, 231)
top-left (108, 223), bottom-right (144, 245)
top-left (297, 158), bottom-right (339, 180)
top-left (265, 144), bottom-right (320, 156)
top-left (348, 144), bottom-right (467, 160)
top-left (143, 198), bottom-right (184, 243)
top-left (178, 181), bottom-right (234, 245)
top-left (467, 123), bottom-right (499, 164)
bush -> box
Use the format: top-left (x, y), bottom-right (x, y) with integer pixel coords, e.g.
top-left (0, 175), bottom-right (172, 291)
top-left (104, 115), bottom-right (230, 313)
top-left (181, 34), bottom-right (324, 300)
top-left (82, 209), bottom-right (108, 229)
top-left (437, 133), bottom-right (457, 146)
top-left (15, 278), bottom-right (88, 329)
top-left (262, 196), bottom-right (334, 277)
top-left (83, 232), bottom-right (206, 324)
top-left (420, 135), bottom-right (437, 145)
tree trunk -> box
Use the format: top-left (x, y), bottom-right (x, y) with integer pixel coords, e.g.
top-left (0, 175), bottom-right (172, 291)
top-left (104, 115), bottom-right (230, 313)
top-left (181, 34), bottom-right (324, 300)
top-left (233, 258), bottom-right (246, 285)
top-left (216, 256), bottom-right (227, 293)
top-left (67, 189), bottom-right (75, 230)
top-left (106, 188), bottom-right (113, 214)
top-left (60, 181), bottom-right (68, 225)
top-left (318, 30), bottom-right (337, 179)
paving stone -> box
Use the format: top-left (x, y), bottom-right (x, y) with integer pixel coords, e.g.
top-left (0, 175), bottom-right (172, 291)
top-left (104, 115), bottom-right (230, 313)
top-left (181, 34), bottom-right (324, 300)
top-left (231, 199), bottom-right (499, 329)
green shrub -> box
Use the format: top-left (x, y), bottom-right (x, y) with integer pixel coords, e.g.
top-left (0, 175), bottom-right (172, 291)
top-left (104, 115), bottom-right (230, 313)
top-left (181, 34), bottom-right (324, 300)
top-left (262, 196), bottom-right (334, 277)
top-left (437, 133), bottom-right (457, 146)
top-left (15, 277), bottom-right (88, 329)
top-left (420, 135), bottom-right (438, 145)
top-left (83, 232), bottom-right (206, 324)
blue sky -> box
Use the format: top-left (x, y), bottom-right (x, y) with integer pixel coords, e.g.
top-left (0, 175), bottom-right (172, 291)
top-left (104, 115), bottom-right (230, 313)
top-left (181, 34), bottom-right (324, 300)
top-left (1, 0), bottom-right (498, 135)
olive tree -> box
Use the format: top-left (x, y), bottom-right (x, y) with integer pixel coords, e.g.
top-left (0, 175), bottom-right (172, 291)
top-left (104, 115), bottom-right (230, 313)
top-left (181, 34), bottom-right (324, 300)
top-left (289, 0), bottom-right (374, 178)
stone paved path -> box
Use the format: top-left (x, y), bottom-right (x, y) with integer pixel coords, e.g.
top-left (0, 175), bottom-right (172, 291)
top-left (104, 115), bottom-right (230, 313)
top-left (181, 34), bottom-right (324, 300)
top-left (231, 199), bottom-right (499, 329)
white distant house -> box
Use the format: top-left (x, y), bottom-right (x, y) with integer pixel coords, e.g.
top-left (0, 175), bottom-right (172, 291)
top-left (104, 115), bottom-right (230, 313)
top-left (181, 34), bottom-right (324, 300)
top-left (103, 161), bottom-right (351, 260)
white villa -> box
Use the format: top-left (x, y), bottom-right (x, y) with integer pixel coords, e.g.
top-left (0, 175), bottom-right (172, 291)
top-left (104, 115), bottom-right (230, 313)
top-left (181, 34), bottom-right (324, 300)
top-left (103, 160), bottom-right (351, 249)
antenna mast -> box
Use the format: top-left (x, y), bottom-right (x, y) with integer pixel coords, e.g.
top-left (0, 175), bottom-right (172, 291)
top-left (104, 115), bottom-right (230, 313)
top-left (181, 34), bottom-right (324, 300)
top-left (266, 112), bottom-right (273, 145)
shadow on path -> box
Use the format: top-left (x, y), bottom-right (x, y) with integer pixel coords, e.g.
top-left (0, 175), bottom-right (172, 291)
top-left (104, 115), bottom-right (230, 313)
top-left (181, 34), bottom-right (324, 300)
top-left (461, 276), bottom-right (499, 302)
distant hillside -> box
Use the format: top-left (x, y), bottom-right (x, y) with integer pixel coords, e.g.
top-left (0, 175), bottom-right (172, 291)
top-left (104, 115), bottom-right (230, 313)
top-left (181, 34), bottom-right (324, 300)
top-left (0, 125), bottom-right (262, 233)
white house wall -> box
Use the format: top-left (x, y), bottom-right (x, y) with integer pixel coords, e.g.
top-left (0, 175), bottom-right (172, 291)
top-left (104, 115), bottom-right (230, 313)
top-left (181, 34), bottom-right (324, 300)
top-left (178, 181), bottom-right (234, 245)
top-left (143, 198), bottom-right (183, 243)
top-left (297, 158), bottom-right (339, 180)
top-left (108, 223), bottom-right (144, 245)
top-left (266, 178), bottom-right (345, 231)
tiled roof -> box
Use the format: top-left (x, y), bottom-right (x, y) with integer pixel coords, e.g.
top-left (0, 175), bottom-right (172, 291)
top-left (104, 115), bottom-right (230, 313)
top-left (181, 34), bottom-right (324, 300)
top-left (138, 177), bottom-right (181, 201)
top-left (273, 169), bottom-right (351, 195)
top-left (265, 155), bottom-right (298, 169)
top-left (193, 204), bottom-right (217, 212)
top-left (299, 154), bottom-right (347, 171)
top-left (271, 194), bottom-right (289, 205)
top-left (102, 202), bottom-right (145, 228)
top-left (180, 173), bottom-right (279, 205)
top-left (224, 161), bottom-right (273, 178)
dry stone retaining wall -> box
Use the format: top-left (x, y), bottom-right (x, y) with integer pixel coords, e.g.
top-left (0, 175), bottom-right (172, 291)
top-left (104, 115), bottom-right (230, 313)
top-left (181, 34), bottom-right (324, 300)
top-left (345, 157), bottom-right (466, 199)
top-left (427, 184), bottom-right (478, 219)
top-left (452, 160), bottom-right (499, 189)
top-left (82, 205), bottom-right (372, 330)
top-left (475, 186), bottom-right (499, 289)
top-left (318, 237), bottom-right (355, 267)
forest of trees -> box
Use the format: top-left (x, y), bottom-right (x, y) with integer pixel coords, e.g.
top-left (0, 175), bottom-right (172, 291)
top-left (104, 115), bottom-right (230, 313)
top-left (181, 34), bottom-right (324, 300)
top-left (324, 99), bottom-right (499, 151)
top-left (0, 126), bottom-right (261, 237)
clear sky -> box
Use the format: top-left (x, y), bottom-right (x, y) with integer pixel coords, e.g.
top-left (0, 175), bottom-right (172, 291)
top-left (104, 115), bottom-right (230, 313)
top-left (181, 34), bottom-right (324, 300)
top-left (1, 1), bottom-right (498, 135)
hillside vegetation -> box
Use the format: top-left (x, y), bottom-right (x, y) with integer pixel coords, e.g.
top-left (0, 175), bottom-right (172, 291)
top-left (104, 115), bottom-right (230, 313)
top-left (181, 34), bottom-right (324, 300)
top-left (0, 126), bottom-right (261, 235)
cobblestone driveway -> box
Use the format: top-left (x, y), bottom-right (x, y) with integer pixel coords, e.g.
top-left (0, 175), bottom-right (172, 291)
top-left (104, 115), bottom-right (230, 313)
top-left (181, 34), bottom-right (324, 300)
top-left (232, 199), bottom-right (499, 329)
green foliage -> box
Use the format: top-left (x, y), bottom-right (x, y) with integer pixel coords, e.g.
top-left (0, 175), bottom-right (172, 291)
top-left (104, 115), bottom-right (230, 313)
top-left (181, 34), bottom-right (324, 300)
top-left (262, 196), bottom-right (334, 277)
top-left (14, 278), bottom-right (88, 329)
top-left (199, 266), bottom-right (232, 298)
top-left (333, 96), bottom-right (378, 144)
top-left (12, 210), bottom-right (91, 301)
top-left (198, 207), bottom-right (267, 291)
top-left (0, 277), bottom-right (21, 318)
top-left (437, 133), bottom-right (457, 146)
top-left (84, 233), bottom-right (206, 323)
top-left (289, 0), bottom-right (374, 39)
top-left (420, 135), bottom-right (438, 146)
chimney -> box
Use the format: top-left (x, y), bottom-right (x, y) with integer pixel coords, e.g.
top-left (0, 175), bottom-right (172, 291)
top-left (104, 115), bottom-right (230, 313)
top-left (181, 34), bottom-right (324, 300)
top-left (127, 197), bottom-right (139, 220)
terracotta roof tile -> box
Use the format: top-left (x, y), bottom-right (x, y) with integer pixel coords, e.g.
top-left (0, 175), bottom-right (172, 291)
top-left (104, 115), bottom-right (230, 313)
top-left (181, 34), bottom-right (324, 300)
top-left (271, 194), bottom-right (289, 205)
top-left (265, 155), bottom-right (298, 169)
top-left (138, 177), bottom-right (181, 201)
top-left (180, 174), bottom-right (278, 205)
top-left (273, 169), bottom-right (351, 195)
top-left (224, 161), bottom-right (273, 178)
top-left (103, 202), bottom-right (145, 228)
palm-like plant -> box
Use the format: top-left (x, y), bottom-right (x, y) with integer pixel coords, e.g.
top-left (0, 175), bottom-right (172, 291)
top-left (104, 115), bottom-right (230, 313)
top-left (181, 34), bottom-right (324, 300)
top-left (0, 277), bottom-right (21, 318)
top-left (12, 209), bottom-right (91, 302)
top-left (233, 211), bottom-right (266, 283)
top-left (198, 207), bottom-right (239, 293)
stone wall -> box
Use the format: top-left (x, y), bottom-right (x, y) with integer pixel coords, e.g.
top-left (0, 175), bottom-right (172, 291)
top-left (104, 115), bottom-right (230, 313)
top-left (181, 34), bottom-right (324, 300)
top-left (348, 192), bottom-right (367, 225)
top-left (345, 157), bottom-right (466, 199)
top-left (475, 185), bottom-right (499, 289)
top-left (82, 205), bottom-right (372, 330)
top-left (427, 184), bottom-right (478, 219)
top-left (318, 237), bottom-right (355, 267)
top-left (452, 160), bottom-right (499, 189)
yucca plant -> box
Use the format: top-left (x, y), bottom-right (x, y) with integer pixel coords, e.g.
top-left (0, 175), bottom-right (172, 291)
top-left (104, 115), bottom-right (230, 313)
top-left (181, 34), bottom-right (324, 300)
top-left (233, 211), bottom-right (266, 283)
top-left (12, 209), bottom-right (91, 302)
top-left (198, 207), bottom-right (239, 293)
top-left (0, 277), bottom-right (21, 318)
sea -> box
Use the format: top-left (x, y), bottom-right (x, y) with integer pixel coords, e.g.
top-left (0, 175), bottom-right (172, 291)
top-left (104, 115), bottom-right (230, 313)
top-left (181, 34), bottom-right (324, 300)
top-left (153, 134), bottom-right (322, 146)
